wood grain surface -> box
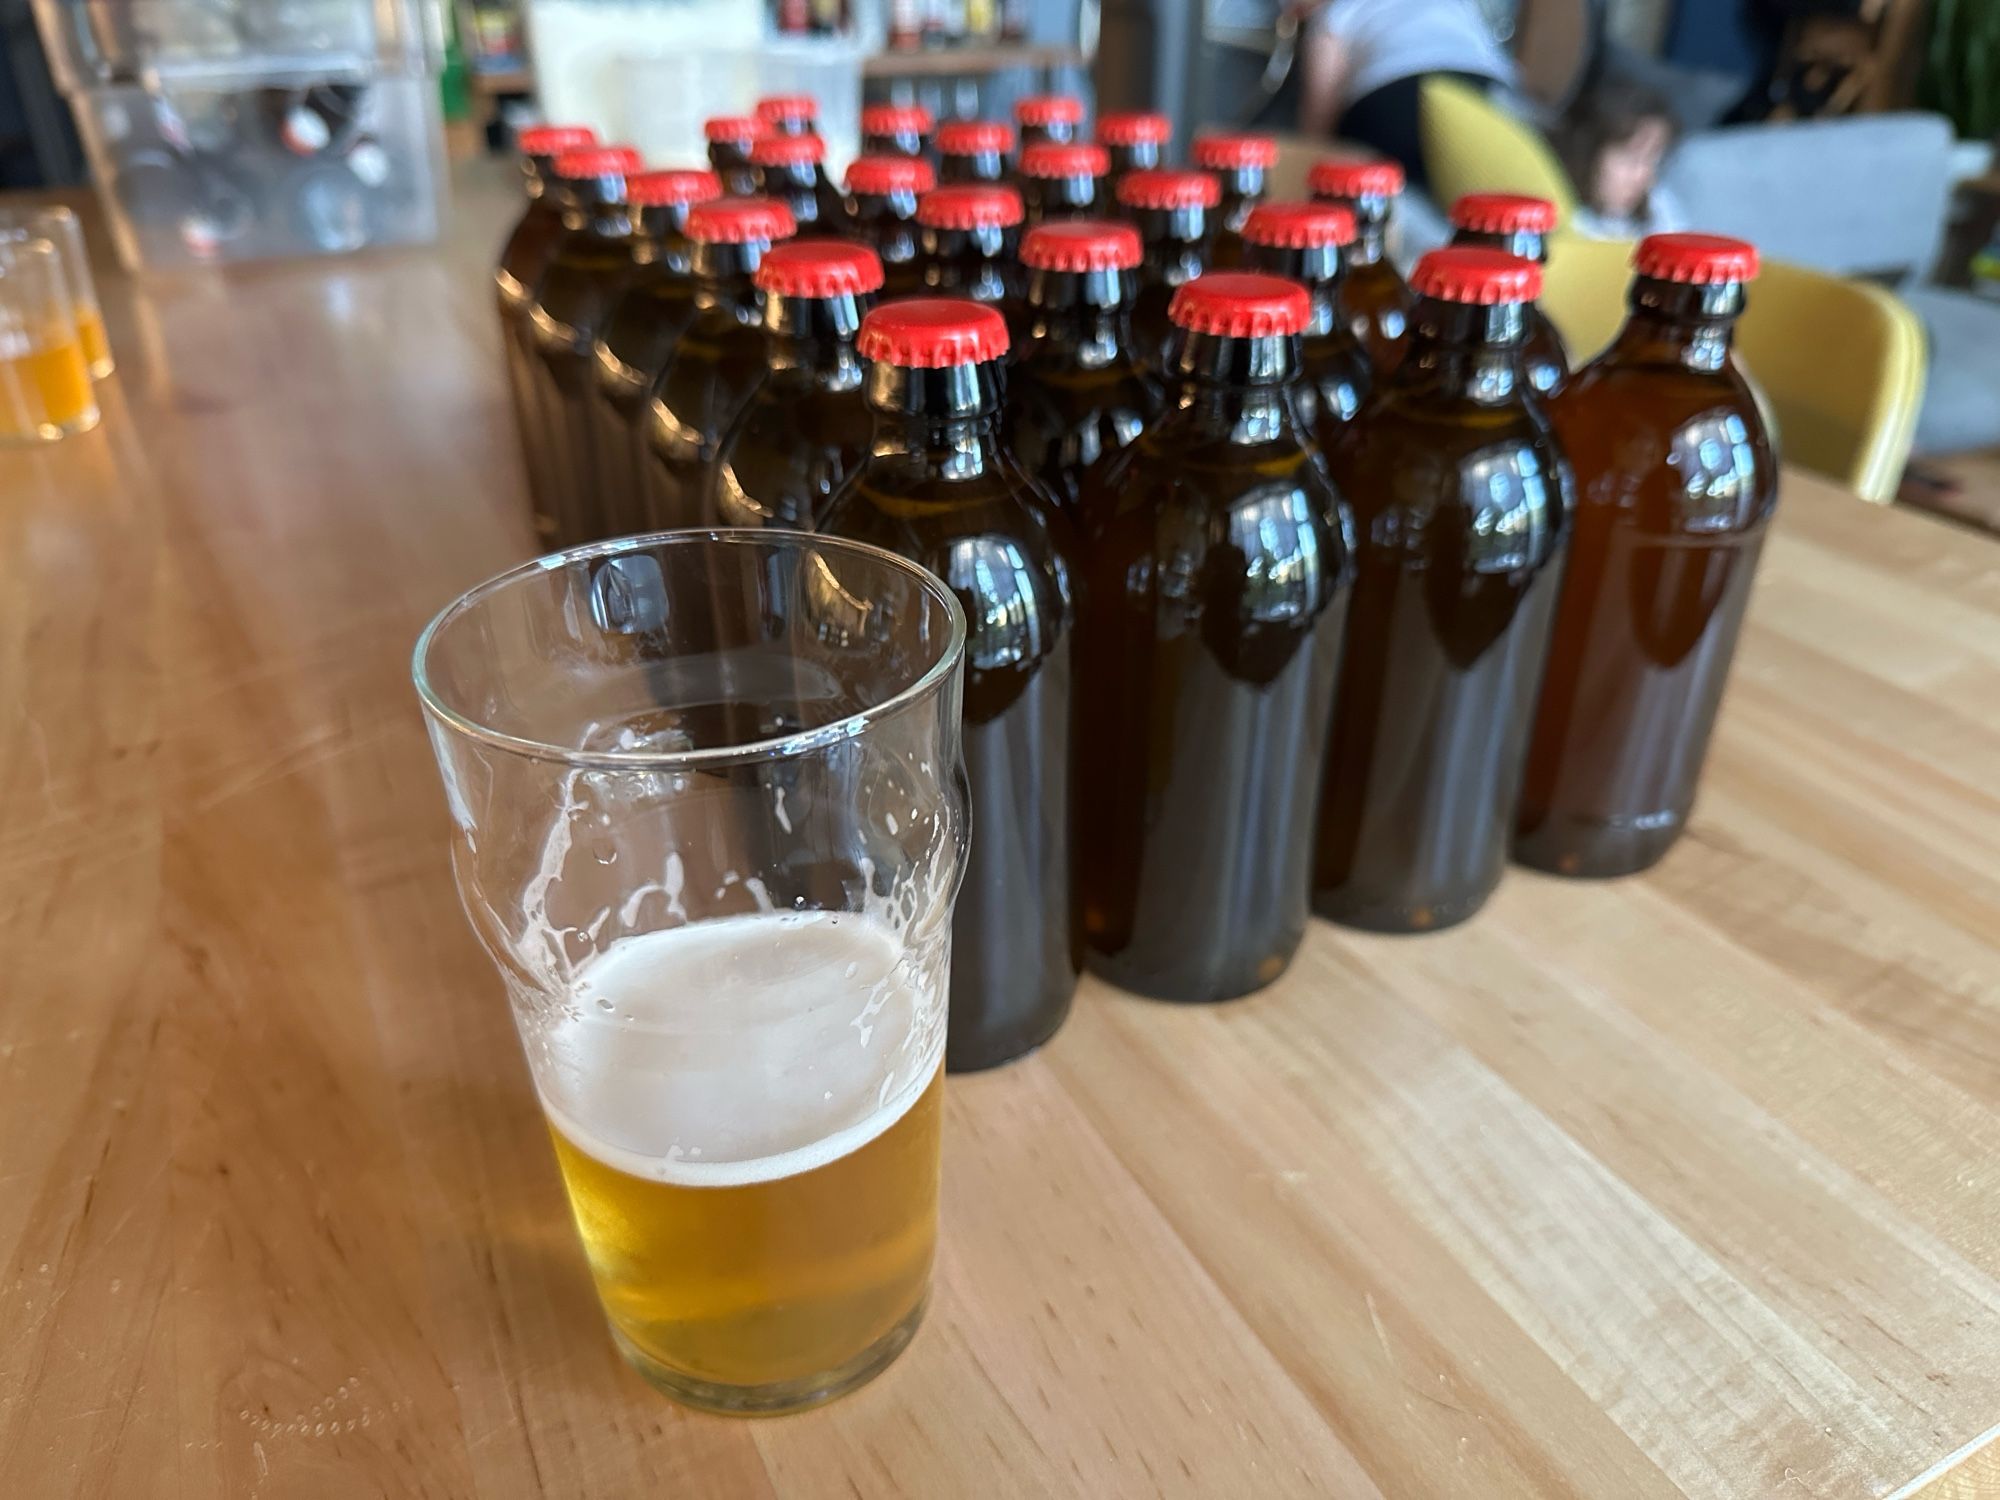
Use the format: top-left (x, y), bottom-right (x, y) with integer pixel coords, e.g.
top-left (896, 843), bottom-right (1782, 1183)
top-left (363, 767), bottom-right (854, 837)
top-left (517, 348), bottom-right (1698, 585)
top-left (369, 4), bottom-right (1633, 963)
top-left (3, 167), bottom-right (1999, 1500)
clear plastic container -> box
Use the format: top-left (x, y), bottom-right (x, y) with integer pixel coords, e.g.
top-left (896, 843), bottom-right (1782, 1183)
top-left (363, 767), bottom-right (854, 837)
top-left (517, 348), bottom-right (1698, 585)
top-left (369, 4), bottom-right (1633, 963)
top-left (30, 0), bottom-right (441, 90)
top-left (68, 73), bottom-right (445, 270)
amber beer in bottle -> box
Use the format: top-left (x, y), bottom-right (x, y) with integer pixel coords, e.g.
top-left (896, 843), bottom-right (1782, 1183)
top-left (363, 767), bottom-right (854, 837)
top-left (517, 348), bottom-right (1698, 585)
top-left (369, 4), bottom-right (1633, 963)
top-left (1314, 248), bottom-right (1571, 931)
top-left (1018, 142), bottom-right (1109, 224)
top-left (496, 125), bottom-right (596, 532)
top-left (1096, 111), bottom-right (1169, 185)
top-left (860, 102), bottom-right (933, 159)
top-left (935, 120), bottom-right (1013, 185)
top-left (1005, 220), bottom-right (1160, 514)
top-left (845, 155), bottom-right (934, 298)
top-left (756, 94), bottom-right (817, 137)
top-left (1014, 94), bottom-right (1083, 149)
top-left (821, 300), bottom-right (1078, 1070)
top-left (1073, 274), bottom-right (1354, 1000)
top-left (1241, 200), bottom-right (1370, 430)
top-left (752, 131), bottom-right (848, 233)
top-left (1116, 169), bottom-right (1218, 374)
top-left (1516, 234), bottom-right (1776, 876)
top-left (642, 197), bottom-right (797, 529)
top-left (915, 185), bottom-right (1026, 346)
top-left (1191, 133), bottom-right (1275, 270)
top-left (1448, 193), bottom-right (1569, 395)
top-left (1309, 157), bottom-right (1416, 374)
top-left (587, 169), bottom-right (724, 540)
top-left (525, 144), bottom-right (645, 548)
top-left (704, 115), bottom-right (762, 196)
top-left (709, 240), bottom-right (881, 529)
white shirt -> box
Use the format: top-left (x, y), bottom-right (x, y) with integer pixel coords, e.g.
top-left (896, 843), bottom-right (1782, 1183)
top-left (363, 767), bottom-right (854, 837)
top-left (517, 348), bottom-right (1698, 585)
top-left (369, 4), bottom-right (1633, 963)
top-left (1316, 0), bottom-right (1517, 105)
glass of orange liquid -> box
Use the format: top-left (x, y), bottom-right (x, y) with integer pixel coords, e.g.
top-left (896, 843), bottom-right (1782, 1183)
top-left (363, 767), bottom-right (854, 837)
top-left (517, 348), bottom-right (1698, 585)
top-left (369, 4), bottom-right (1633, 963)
top-left (0, 237), bottom-right (98, 445)
top-left (2, 208), bottom-right (111, 379)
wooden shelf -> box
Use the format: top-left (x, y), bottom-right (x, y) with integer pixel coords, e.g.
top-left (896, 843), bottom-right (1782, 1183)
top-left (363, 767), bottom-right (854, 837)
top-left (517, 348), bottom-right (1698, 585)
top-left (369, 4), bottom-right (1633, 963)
top-left (863, 44), bottom-right (1083, 79)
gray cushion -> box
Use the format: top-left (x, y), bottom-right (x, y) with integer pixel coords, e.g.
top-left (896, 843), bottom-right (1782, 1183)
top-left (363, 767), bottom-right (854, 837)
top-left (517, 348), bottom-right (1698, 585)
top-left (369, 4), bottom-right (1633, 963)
top-left (1904, 285), bottom-right (2000, 455)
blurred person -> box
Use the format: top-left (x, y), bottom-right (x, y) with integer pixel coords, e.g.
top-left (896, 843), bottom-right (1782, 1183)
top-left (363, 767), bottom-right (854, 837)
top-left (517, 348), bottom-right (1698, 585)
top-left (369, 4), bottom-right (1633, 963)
top-left (1555, 81), bottom-right (1685, 239)
top-left (1298, 0), bottom-right (1518, 191)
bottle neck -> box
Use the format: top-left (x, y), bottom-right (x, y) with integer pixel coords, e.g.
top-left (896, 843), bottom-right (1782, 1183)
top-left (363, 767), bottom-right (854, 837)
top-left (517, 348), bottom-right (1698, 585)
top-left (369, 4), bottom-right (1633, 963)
top-left (1610, 276), bottom-right (1745, 373)
top-left (1452, 225), bottom-right (1549, 264)
top-left (867, 361), bottom-right (1007, 460)
top-left (863, 129), bottom-right (926, 158)
top-left (765, 293), bottom-right (866, 382)
top-left (1164, 330), bottom-right (1301, 438)
top-left (690, 241), bottom-right (767, 313)
top-left (1022, 121), bottom-right (1076, 148)
top-left (1024, 268), bottom-right (1135, 369)
top-left (523, 156), bottom-right (554, 200)
top-left (854, 188), bottom-right (921, 225)
top-left (923, 225), bottom-right (1016, 301)
top-left (1024, 175), bottom-right (1100, 219)
top-left (1336, 195), bottom-right (1391, 264)
top-left (1391, 298), bottom-right (1527, 404)
top-left (939, 150), bottom-right (1007, 184)
top-left (634, 203), bottom-right (694, 268)
top-left (1108, 141), bottom-right (1162, 176)
top-left (1135, 205), bottom-right (1208, 278)
top-left (760, 161), bottom-right (823, 201)
top-left (1244, 243), bottom-right (1341, 334)
top-left (559, 180), bottom-right (632, 237)
top-left (1214, 164), bottom-right (1266, 208)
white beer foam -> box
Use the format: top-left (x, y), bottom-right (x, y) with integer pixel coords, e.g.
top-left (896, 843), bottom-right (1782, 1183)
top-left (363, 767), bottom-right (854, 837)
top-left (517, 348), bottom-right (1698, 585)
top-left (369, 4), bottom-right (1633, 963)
top-left (538, 911), bottom-right (941, 1188)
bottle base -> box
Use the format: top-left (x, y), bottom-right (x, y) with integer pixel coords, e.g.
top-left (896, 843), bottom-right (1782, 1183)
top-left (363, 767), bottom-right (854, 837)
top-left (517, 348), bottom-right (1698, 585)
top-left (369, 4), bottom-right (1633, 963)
top-left (945, 993), bottom-right (1075, 1073)
top-left (1085, 943), bottom-right (1300, 1004)
top-left (1513, 812), bottom-right (1685, 879)
top-left (1313, 884), bottom-right (1492, 934)
top-left (610, 1292), bottom-right (928, 1416)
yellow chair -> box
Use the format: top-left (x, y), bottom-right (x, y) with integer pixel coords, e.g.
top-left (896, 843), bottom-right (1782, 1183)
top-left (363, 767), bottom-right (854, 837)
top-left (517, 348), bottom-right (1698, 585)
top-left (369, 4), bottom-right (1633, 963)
top-left (1418, 77), bottom-right (1577, 220)
top-left (1538, 237), bottom-right (1928, 505)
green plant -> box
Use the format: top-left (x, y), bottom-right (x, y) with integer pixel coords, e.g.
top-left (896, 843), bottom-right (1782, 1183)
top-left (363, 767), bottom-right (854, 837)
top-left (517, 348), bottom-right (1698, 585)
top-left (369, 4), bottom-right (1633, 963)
top-left (1922, 0), bottom-right (2000, 140)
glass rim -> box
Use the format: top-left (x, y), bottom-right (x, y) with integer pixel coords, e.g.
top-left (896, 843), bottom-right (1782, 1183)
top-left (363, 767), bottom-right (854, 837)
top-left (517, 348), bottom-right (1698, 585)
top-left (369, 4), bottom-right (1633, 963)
top-left (411, 528), bottom-right (968, 773)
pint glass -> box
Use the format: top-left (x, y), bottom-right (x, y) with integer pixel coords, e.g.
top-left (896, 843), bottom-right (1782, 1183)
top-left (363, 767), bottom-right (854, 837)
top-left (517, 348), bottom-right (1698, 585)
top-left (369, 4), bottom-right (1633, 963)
top-left (414, 531), bottom-right (968, 1413)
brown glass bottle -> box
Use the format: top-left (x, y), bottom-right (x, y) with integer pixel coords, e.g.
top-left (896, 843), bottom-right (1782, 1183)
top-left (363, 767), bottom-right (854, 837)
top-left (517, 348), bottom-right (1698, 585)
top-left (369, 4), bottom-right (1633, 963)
top-left (1314, 248), bottom-right (1571, 932)
top-left (915, 184), bottom-right (1027, 346)
top-left (1448, 193), bottom-right (1570, 396)
top-left (708, 241), bottom-right (881, 530)
top-left (703, 115), bottom-right (761, 197)
top-left (641, 196), bottom-right (797, 530)
top-left (525, 145), bottom-right (646, 549)
top-left (1516, 234), bottom-right (1776, 877)
top-left (1096, 111), bottom-right (1169, 186)
top-left (820, 300), bottom-right (1079, 1070)
top-left (1241, 200), bottom-right (1371, 431)
top-left (1309, 157), bottom-right (1416, 375)
top-left (845, 154), bottom-right (935, 298)
top-left (497, 125), bottom-right (597, 538)
top-left (1115, 169), bottom-right (1218, 376)
top-left (1014, 94), bottom-right (1082, 149)
top-left (1018, 141), bottom-right (1109, 224)
top-left (755, 94), bottom-right (816, 137)
top-left (936, 119), bottom-right (1013, 185)
top-left (1192, 133), bottom-right (1276, 270)
top-left (752, 131), bottom-right (847, 234)
top-left (1005, 220), bottom-right (1161, 516)
top-left (587, 169), bottom-right (724, 541)
top-left (861, 101), bottom-right (933, 159)
top-left (1072, 274), bottom-right (1354, 1001)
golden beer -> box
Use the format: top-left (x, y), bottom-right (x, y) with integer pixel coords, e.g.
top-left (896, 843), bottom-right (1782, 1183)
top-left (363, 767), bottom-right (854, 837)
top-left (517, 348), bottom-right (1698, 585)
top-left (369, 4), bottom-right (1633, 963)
top-left (537, 910), bottom-right (946, 1411)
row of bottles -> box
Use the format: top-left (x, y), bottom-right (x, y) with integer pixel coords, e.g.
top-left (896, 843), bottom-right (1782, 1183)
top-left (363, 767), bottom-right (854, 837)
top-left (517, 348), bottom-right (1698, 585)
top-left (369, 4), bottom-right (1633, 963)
top-left (493, 105), bottom-right (1778, 1073)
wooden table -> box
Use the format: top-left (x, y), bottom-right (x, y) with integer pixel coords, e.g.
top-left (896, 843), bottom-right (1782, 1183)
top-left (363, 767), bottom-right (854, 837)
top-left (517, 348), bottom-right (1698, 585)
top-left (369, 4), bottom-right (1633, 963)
top-left (5, 168), bottom-right (2000, 1500)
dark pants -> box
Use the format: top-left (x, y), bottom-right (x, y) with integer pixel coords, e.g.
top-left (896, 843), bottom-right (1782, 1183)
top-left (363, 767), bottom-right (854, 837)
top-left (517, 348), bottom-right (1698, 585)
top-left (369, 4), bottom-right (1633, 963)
top-left (1336, 70), bottom-right (1493, 193)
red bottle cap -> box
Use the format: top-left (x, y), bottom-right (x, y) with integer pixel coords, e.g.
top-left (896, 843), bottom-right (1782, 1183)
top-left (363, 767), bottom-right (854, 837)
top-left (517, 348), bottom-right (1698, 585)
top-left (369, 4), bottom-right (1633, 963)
top-left (1116, 169), bottom-right (1221, 211)
top-left (519, 124), bottom-right (595, 156)
top-left (1021, 219), bottom-right (1143, 272)
top-left (1192, 132), bottom-right (1278, 170)
top-left (1634, 232), bottom-right (1760, 284)
top-left (1307, 157), bottom-right (1405, 199)
top-left (1096, 111), bottom-right (1171, 146)
top-left (859, 298), bottom-right (1010, 367)
top-left (751, 132), bottom-right (826, 167)
top-left (1449, 192), bottom-right (1558, 234)
top-left (757, 240), bottom-right (885, 297)
top-left (1015, 95), bottom-right (1085, 128)
top-left (1242, 201), bottom-right (1356, 249)
top-left (936, 119), bottom-right (1014, 156)
top-left (1168, 272), bottom-right (1312, 337)
top-left (628, 169), bottom-right (723, 207)
top-left (861, 102), bottom-right (934, 136)
top-left (703, 114), bottom-right (762, 144)
top-left (685, 196), bottom-right (798, 244)
top-left (915, 184), bottom-right (1025, 230)
top-left (1410, 247), bottom-right (1543, 303)
top-left (756, 94), bottom-right (817, 126)
top-left (846, 154), bottom-right (937, 195)
top-left (552, 146), bottom-right (643, 180)
top-left (1019, 142), bottom-right (1110, 180)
